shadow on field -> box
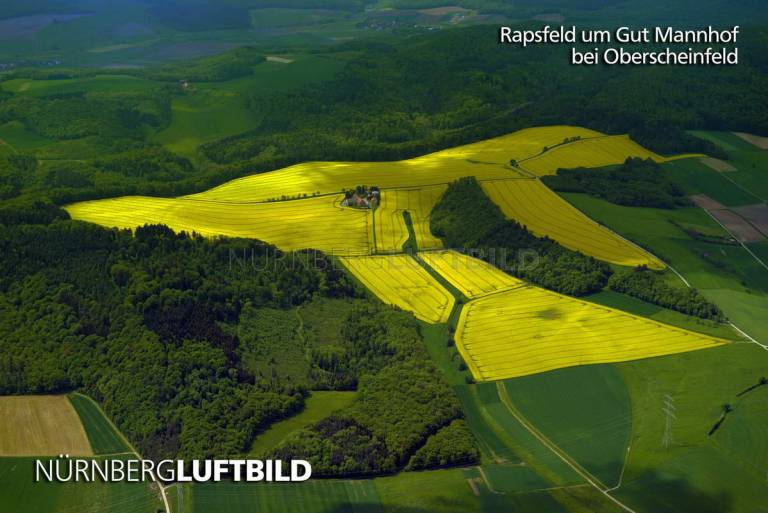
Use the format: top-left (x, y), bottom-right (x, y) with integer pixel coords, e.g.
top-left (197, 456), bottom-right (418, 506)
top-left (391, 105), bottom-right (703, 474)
top-left (619, 470), bottom-right (734, 513)
top-left (325, 504), bottom-right (436, 513)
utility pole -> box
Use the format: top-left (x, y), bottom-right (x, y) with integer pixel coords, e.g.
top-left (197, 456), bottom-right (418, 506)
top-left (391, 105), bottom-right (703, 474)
top-left (662, 393), bottom-right (676, 450)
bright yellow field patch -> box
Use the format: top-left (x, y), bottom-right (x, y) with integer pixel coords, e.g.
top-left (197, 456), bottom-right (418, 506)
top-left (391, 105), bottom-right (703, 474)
top-left (0, 395), bottom-right (93, 456)
top-left (456, 286), bottom-right (727, 381)
top-left (374, 186), bottom-right (446, 253)
top-left (339, 255), bottom-right (454, 323)
top-left (66, 126), bottom-right (688, 270)
top-left (184, 126), bottom-right (601, 203)
top-left (482, 179), bottom-right (665, 269)
top-left (520, 135), bottom-right (675, 176)
top-left (419, 250), bottom-right (523, 298)
top-left (65, 194), bottom-right (373, 255)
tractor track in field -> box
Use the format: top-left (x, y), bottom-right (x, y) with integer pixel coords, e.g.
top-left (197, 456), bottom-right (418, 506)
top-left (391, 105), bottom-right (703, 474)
top-left (496, 383), bottom-right (638, 513)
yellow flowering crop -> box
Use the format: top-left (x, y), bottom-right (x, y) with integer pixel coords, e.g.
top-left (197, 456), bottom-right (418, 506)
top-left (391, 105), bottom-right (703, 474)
top-left (339, 254), bottom-right (454, 323)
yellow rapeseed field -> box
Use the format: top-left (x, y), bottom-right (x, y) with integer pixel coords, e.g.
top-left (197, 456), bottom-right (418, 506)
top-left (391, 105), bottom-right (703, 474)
top-left (419, 250), bottom-right (523, 298)
top-left (374, 186), bottom-right (446, 253)
top-left (0, 395), bottom-right (93, 456)
top-left (183, 126), bottom-right (602, 203)
top-left (518, 134), bottom-right (700, 176)
top-left (455, 285), bottom-right (727, 381)
top-left (65, 194), bottom-right (373, 255)
top-left (339, 254), bottom-right (454, 323)
top-left (66, 126), bottom-right (691, 269)
top-left (482, 179), bottom-right (665, 269)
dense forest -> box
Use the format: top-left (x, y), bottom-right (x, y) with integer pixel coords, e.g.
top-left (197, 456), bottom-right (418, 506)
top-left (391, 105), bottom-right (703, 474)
top-left (0, 25), bottom-right (766, 222)
top-left (430, 177), bottom-right (612, 296)
top-left (0, 221), bottom-right (476, 470)
top-left (542, 157), bottom-right (692, 209)
top-left (430, 177), bottom-right (726, 319)
top-left (200, 26), bottom-right (768, 166)
top-left (271, 304), bottom-right (476, 475)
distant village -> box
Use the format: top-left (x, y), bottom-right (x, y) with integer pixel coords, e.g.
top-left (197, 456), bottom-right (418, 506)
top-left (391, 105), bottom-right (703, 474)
top-left (342, 186), bottom-right (380, 209)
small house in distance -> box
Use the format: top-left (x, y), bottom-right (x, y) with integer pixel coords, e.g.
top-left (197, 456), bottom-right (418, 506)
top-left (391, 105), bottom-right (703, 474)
top-left (341, 186), bottom-right (380, 209)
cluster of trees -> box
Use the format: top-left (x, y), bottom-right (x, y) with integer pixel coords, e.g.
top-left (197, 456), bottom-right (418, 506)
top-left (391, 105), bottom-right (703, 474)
top-left (0, 153), bottom-right (36, 200)
top-left (5, 47), bottom-right (264, 84)
top-left (142, 47), bottom-right (265, 82)
top-left (542, 157), bottom-right (692, 209)
top-left (0, 220), bottom-right (476, 470)
top-left (629, 127), bottom-right (727, 160)
top-left (199, 25), bottom-right (768, 170)
top-left (272, 302), bottom-right (476, 475)
top-left (0, 221), bottom-right (356, 459)
top-left (608, 268), bottom-right (725, 321)
top-left (405, 419), bottom-right (479, 470)
top-left (430, 177), bottom-right (611, 296)
top-left (0, 90), bottom-right (170, 140)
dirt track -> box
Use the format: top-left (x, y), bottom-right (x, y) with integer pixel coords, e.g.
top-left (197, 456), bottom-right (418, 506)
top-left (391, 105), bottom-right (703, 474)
top-left (690, 194), bottom-right (766, 243)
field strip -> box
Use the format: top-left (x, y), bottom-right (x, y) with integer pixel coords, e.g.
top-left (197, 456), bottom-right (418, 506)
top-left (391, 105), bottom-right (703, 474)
top-left (496, 383), bottom-right (638, 513)
top-left (0, 395), bottom-right (92, 457)
top-left (481, 178), bottom-right (666, 269)
top-left (698, 207), bottom-right (768, 271)
top-left (339, 254), bottom-right (454, 323)
top-left (70, 393), bottom-right (171, 513)
top-left (517, 134), bottom-right (611, 164)
top-left (454, 284), bottom-right (726, 381)
top-left (418, 250), bottom-right (525, 299)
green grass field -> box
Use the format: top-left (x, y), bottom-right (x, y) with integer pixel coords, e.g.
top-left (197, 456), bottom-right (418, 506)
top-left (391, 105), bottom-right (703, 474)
top-left (68, 393), bottom-right (133, 455)
top-left (460, 383), bottom-right (581, 486)
top-left (689, 131), bottom-right (758, 153)
top-left (376, 468), bottom-right (477, 513)
top-left (663, 158), bottom-right (761, 207)
top-left (724, 146), bottom-right (768, 202)
top-left (688, 131), bottom-right (768, 202)
top-left (502, 365), bottom-right (632, 488)
top-left (613, 343), bottom-right (768, 513)
top-left (152, 55), bottom-right (345, 159)
top-left (1, 75), bottom-right (158, 96)
top-left (189, 479), bottom-right (383, 513)
top-left (249, 391), bottom-right (356, 457)
top-left (615, 446), bottom-right (768, 513)
top-left (0, 121), bottom-right (53, 151)
top-left (0, 456), bottom-right (161, 513)
top-left (750, 242), bottom-right (768, 263)
top-left (713, 382), bottom-right (768, 478)
top-left (561, 193), bottom-right (768, 342)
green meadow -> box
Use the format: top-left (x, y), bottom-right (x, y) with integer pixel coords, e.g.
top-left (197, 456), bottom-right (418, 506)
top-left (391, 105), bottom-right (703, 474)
top-left (502, 365), bottom-right (632, 488)
top-left (249, 391), bottom-right (356, 457)
top-left (614, 344), bottom-right (768, 513)
top-left (561, 193), bottom-right (768, 342)
top-left (153, 55), bottom-right (345, 159)
top-left (188, 479), bottom-right (384, 513)
top-left (0, 456), bottom-right (161, 513)
top-left (69, 393), bottom-right (133, 455)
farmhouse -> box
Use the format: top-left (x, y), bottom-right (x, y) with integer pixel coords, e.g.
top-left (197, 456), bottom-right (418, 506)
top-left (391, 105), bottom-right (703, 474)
top-left (341, 186), bottom-right (380, 209)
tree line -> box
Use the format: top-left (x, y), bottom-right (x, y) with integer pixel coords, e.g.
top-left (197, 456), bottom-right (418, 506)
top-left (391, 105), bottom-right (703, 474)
top-left (542, 157), bottom-right (692, 209)
top-left (430, 176), bottom-right (612, 296)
